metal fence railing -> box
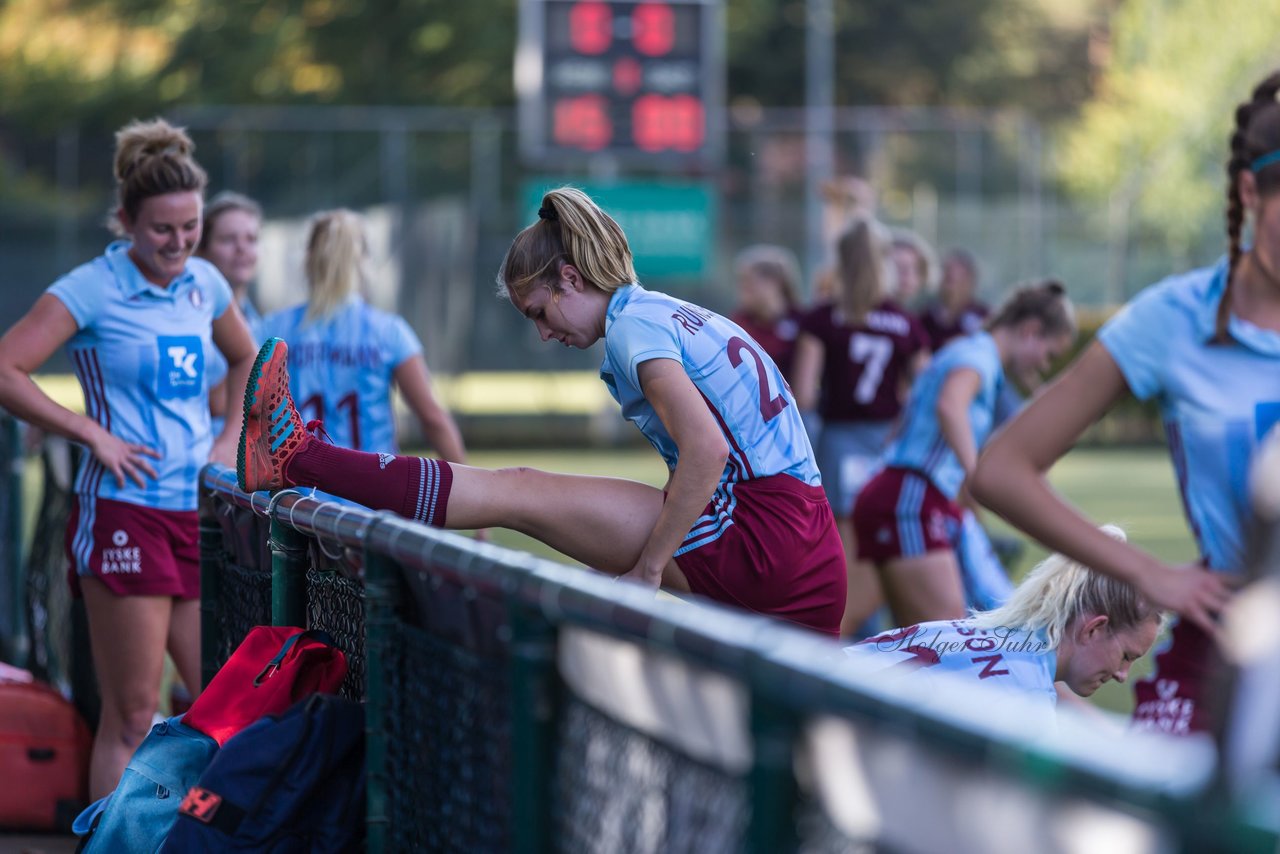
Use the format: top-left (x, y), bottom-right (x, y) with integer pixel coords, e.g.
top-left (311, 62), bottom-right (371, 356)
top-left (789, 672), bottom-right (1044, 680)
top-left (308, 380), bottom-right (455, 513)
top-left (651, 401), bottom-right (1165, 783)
top-left (196, 461), bottom-right (1276, 853)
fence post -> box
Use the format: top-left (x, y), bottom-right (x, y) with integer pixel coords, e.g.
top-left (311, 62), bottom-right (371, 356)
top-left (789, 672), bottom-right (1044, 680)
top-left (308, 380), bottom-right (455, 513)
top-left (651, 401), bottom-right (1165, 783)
top-left (363, 544), bottom-right (398, 854)
top-left (508, 598), bottom-right (559, 854)
top-left (747, 690), bottom-right (800, 854)
top-left (198, 489), bottom-right (224, 689)
top-left (2, 416), bottom-right (27, 667)
top-left (269, 507), bottom-right (308, 628)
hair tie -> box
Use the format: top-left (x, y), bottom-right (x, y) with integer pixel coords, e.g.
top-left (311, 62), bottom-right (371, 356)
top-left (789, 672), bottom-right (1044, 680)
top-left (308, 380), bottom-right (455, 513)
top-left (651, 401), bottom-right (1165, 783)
top-left (1252, 150), bottom-right (1280, 174)
top-left (538, 206), bottom-right (558, 223)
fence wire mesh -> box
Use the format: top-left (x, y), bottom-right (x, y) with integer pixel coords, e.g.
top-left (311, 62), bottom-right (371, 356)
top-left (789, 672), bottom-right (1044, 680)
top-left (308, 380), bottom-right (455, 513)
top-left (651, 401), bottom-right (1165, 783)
top-left (305, 565), bottom-right (366, 700)
top-left (380, 616), bottom-right (512, 853)
top-left (552, 696), bottom-right (749, 854)
top-left (207, 500), bottom-right (272, 670)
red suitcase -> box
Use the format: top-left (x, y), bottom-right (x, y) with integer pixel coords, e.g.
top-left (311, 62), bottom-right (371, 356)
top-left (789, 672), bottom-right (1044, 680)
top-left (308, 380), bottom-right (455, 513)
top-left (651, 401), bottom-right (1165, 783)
top-left (0, 672), bottom-right (91, 830)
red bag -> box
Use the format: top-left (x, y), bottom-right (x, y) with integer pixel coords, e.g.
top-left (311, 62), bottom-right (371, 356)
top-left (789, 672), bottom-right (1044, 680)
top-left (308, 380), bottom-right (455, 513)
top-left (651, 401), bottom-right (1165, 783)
top-left (0, 671), bottom-right (90, 830)
top-left (185, 627), bottom-right (347, 746)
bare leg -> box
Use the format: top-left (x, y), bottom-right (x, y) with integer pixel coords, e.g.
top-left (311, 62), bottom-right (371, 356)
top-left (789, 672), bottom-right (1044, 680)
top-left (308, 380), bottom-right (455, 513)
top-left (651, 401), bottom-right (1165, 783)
top-left (878, 549), bottom-right (967, 626)
top-left (167, 597), bottom-right (202, 699)
top-left (81, 580), bottom-right (172, 799)
top-left (443, 465), bottom-right (690, 590)
top-left (837, 518), bottom-right (884, 636)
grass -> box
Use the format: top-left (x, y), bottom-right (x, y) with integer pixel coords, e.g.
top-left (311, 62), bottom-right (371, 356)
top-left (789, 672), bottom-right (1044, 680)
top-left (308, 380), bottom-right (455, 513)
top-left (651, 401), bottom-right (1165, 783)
top-left (456, 444), bottom-right (1193, 715)
top-left (23, 443), bottom-right (1190, 716)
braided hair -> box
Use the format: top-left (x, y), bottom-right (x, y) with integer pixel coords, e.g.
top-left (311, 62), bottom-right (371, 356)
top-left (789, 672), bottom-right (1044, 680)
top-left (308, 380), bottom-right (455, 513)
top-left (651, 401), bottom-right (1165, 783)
top-left (1222, 72), bottom-right (1280, 341)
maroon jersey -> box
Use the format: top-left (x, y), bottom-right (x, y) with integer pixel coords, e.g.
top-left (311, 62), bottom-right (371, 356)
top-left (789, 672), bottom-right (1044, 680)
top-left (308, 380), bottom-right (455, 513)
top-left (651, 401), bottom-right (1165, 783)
top-left (799, 300), bottom-right (929, 422)
top-left (730, 309), bottom-right (802, 381)
top-left (920, 301), bottom-right (989, 352)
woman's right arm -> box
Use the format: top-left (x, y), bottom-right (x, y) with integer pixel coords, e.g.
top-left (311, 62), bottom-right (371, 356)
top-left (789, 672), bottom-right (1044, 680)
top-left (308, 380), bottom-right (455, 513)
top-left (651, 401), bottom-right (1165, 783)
top-left (0, 295), bottom-right (157, 487)
top-left (970, 341), bottom-right (1231, 634)
top-left (791, 332), bottom-right (824, 412)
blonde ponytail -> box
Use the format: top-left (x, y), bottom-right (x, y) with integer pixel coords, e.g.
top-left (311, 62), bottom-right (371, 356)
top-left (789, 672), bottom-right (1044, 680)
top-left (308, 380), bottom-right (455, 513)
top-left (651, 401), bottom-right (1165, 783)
top-left (970, 525), bottom-right (1160, 647)
top-left (304, 209), bottom-right (368, 323)
top-left (497, 187), bottom-right (637, 300)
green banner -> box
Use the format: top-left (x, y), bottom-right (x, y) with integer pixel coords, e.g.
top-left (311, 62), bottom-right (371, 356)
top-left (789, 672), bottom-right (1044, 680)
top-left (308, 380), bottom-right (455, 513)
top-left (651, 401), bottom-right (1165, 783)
top-left (522, 181), bottom-right (716, 279)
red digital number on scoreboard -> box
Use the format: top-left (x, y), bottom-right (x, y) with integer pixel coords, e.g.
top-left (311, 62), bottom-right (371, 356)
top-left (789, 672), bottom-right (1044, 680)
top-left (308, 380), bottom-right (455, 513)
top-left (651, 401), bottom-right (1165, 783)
top-left (553, 94), bottom-right (613, 151)
top-left (568, 1), bottom-right (612, 54)
top-left (633, 94), bottom-right (704, 152)
top-left (632, 2), bottom-right (675, 57)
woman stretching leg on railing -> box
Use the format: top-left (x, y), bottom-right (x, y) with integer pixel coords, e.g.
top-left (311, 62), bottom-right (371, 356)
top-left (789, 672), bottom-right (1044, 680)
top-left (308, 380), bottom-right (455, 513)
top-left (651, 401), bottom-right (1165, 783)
top-left (238, 188), bottom-right (847, 636)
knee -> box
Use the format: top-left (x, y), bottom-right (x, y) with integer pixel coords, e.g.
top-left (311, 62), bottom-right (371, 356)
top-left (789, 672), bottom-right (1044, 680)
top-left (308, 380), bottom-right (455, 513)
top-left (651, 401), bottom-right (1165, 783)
top-left (101, 700), bottom-right (159, 748)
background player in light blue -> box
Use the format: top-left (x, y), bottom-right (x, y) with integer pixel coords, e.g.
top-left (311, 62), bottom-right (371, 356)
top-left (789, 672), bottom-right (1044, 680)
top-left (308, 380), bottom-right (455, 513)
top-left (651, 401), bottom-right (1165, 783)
top-left (199, 191), bottom-right (265, 436)
top-left (260, 208), bottom-right (467, 463)
top-left (0, 119), bottom-right (257, 797)
top-left (845, 525), bottom-right (1162, 720)
top-left (973, 71), bottom-right (1280, 735)
top-left (238, 188), bottom-right (847, 634)
top-left (851, 282), bottom-right (1076, 628)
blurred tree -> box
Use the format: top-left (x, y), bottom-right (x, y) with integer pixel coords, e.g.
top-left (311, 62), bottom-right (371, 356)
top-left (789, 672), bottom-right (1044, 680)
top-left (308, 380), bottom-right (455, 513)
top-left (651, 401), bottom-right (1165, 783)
top-left (728, 0), bottom-right (1106, 117)
top-left (1058, 0), bottom-right (1280, 256)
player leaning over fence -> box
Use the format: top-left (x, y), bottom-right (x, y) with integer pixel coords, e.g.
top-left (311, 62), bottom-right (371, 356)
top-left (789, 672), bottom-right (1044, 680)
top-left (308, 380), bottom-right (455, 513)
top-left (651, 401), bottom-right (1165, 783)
top-left (238, 187), bottom-right (848, 635)
top-left (845, 525), bottom-right (1163, 722)
top-left (0, 119), bottom-right (258, 797)
top-left (972, 71), bottom-right (1280, 736)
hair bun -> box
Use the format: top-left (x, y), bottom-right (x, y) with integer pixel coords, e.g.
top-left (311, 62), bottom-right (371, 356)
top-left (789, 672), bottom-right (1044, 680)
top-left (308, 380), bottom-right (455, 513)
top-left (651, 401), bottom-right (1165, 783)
top-left (1044, 280), bottom-right (1066, 296)
top-left (113, 118), bottom-right (195, 181)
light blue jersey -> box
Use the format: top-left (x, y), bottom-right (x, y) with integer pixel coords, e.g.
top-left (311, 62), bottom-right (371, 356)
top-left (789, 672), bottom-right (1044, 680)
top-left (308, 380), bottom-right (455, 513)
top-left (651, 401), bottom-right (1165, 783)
top-left (1099, 259), bottom-right (1280, 573)
top-left (261, 295), bottom-right (421, 453)
top-left (881, 332), bottom-right (1004, 499)
top-left (600, 284), bottom-right (820, 486)
top-left (845, 619), bottom-right (1058, 715)
top-left (207, 297), bottom-right (263, 437)
top-left (48, 241), bottom-right (232, 511)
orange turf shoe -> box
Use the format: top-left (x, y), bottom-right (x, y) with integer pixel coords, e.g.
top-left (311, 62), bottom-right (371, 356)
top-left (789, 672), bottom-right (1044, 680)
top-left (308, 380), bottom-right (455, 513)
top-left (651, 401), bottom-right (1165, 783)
top-left (237, 338), bottom-right (307, 493)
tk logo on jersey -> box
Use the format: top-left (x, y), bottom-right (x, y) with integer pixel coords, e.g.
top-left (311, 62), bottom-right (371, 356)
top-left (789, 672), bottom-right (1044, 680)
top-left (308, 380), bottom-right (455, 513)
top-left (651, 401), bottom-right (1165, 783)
top-left (156, 335), bottom-right (204, 400)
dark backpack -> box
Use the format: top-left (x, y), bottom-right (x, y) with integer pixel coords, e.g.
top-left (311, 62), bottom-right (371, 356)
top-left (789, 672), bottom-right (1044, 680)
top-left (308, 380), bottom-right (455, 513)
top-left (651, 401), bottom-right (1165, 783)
top-left (160, 694), bottom-right (365, 853)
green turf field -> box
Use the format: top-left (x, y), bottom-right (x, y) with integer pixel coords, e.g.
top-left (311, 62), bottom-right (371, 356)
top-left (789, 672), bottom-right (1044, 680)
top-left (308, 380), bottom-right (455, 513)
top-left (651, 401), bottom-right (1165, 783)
top-left (460, 445), bottom-right (1193, 714)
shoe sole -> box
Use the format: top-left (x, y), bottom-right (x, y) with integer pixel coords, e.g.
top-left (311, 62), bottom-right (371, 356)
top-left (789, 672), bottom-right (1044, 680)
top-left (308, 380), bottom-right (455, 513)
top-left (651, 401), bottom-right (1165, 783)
top-left (237, 338), bottom-right (284, 492)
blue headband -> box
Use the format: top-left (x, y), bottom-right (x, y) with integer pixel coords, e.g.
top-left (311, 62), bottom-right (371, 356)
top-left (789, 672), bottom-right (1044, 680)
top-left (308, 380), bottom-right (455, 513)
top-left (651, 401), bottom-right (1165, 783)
top-left (1251, 149), bottom-right (1280, 174)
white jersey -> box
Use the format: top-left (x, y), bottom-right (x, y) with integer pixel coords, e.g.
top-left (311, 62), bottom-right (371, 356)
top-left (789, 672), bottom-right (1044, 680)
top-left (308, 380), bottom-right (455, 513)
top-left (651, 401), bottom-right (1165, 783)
top-left (844, 619), bottom-right (1058, 716)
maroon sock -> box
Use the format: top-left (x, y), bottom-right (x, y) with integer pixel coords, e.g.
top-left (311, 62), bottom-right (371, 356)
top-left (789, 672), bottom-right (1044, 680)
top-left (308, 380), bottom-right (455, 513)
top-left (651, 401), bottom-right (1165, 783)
top-left (284, 438), bottom-right (453, 526)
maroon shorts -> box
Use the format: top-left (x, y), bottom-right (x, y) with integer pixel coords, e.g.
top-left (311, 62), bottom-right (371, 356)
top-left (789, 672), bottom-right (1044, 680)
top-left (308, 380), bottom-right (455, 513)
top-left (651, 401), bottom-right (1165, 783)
top-left (673, 473), bottom-right (846, 637)
top-left (66, 496), bottom-right (200, 599)
top-left (1131, 619), bottom-right (1218, 736)
top-left (851, 467), bottom-right (963, 564)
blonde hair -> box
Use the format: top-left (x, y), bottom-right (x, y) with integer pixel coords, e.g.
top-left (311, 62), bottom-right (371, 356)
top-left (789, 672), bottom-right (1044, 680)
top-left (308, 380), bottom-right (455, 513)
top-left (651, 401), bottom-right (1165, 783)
top-left (304, 209), bottom-right (369, 322)
top-left (971, 525), bottom-right (1162, 647)
top-left (497, 187), bottom-right (637, 300)
top-left (890, 229), bottom-right (939, 296)
top-left (199, 191), bottom-right (262, 253)
top-left (835, 218), bottom-right (893, 323)
top-left (110, 118), bottom-right (207, 234)
top-left (735, 244), bottom-right (801, 310)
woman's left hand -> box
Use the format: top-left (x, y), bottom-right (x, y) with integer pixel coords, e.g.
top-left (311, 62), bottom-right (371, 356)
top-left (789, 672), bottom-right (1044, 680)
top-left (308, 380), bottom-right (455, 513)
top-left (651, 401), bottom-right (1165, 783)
top-left (620, 563), bottom-right (663, 589)
top-left (209, 432), bottom-right (237, 468)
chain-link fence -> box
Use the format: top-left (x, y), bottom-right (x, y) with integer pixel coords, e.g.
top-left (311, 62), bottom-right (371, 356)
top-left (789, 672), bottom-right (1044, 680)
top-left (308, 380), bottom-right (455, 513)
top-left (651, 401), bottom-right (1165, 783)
top-left (196, 461), bottom-right (1267, 853)
top-left (2, 106), bottom-right (1225, 381)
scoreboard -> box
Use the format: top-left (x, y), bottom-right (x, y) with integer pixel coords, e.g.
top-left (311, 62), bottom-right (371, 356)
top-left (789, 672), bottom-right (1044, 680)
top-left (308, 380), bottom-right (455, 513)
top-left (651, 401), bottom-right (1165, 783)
top-left (516, 0), bottom-right (724, 168)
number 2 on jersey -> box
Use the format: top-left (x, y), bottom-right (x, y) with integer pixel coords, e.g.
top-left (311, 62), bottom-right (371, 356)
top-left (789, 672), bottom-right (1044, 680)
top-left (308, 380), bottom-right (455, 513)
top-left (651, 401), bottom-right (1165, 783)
top-left (300, 391), bottom-right (361, 449)
top-left (727, 336), bottom-right (789, 422)
top-left (849, 333), bottom-right (893, 404)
